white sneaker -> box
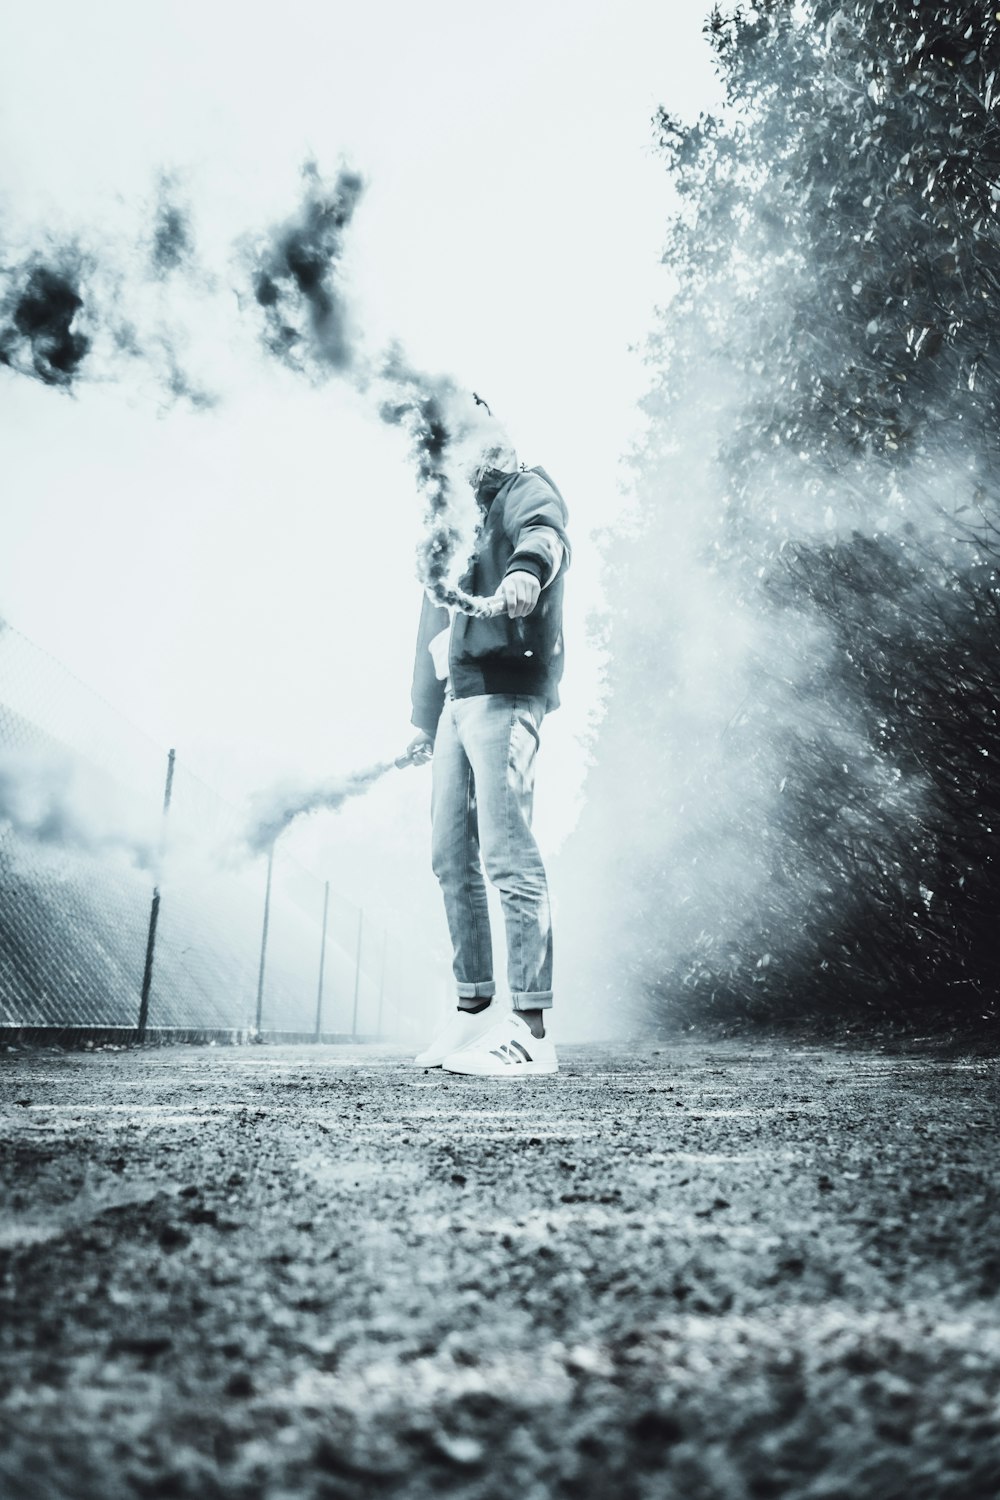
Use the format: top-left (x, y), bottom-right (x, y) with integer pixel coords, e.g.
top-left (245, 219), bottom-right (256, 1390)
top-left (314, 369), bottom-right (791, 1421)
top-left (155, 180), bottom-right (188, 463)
top-left (414, 1002), bottom-right (501, 1067)
top-left (441, 1011), bottom-right (558, 1077)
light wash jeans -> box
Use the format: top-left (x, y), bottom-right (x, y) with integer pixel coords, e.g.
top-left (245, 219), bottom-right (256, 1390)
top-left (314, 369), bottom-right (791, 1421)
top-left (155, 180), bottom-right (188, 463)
top-left (431, 692), bottom-right (553, 1010)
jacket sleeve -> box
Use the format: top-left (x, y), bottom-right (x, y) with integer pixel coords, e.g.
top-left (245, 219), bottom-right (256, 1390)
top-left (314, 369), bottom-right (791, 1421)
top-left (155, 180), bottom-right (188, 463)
top-left (411, 593), bottom-right (449, 738)
top-left (501, 473), bottom-right (571, 587)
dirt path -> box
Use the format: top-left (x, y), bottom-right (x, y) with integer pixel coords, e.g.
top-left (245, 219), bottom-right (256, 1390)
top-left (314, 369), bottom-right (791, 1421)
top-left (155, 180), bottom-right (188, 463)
top-left (1, 1038), bottom-right (998, 1499)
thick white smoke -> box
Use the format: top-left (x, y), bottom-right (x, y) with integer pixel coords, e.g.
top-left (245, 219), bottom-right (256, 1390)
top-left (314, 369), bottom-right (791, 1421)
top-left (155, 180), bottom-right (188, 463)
top-left (558, 251), bottom-right (938, 1031)
top-left (0, 745), bottom-right (160, 868)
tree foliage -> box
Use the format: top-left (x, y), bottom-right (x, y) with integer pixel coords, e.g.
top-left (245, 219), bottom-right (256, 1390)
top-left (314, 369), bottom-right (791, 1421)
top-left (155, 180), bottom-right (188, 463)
top-left (566, 2), bottom-right (1000, 1022)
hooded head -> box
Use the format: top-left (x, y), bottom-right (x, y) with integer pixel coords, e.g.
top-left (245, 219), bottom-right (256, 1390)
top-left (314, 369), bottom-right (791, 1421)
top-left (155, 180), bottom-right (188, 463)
top-left (469, 433), bottom-right (518, 491)
top-left (448, 393), bottom-right (518, 493)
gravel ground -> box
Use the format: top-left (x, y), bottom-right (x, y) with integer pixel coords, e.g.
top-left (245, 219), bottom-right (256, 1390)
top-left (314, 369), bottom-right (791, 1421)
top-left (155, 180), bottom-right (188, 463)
top-left (1, 1035), bottom-right (998, 1500)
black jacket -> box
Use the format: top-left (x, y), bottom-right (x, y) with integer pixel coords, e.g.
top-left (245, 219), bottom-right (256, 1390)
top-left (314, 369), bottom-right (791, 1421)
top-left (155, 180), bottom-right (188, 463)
top-left (410, 466), bottom-right (570, 738)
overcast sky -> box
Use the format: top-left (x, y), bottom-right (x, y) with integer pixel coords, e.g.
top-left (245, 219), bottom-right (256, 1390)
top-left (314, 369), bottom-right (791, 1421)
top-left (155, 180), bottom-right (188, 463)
top-left (1, 0), bottom-right (722, 995)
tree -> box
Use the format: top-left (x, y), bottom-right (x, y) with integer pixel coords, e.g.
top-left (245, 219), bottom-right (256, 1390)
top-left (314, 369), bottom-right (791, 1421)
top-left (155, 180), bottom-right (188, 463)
top-left (563, 2), bottom-right (1000, 1024)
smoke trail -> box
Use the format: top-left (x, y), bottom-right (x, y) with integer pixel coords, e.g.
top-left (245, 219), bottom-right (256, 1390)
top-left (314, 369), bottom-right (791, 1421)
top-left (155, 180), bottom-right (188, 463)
top-left (244, 165), bottom-right (514, 615)
top-left (245, 161), bottom-right (364, 378)
top-left (245, 761), bottom-right (394, 854)
top-left (378, 356), bottom-right (509, 617)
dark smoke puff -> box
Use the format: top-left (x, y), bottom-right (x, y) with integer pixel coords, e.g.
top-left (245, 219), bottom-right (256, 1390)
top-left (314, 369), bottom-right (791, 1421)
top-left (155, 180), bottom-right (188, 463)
top-left (0, 218), bottom-right (210, 409)
top-left (250, 163), bottom-right (364, 375)
top-left (0, 264), bottom-right (90, 386)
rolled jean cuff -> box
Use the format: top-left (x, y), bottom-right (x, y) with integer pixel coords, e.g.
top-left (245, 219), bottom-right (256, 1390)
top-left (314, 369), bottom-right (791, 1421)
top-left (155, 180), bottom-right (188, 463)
top-left (512, 990), bottom-right (553, 1010)
top-left (456, 981), bottom-right (496, 1000)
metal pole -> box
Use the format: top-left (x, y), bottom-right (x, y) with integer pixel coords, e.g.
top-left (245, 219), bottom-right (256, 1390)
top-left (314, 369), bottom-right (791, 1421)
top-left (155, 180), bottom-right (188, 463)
top-left (314, 880), bottom-right (330, 1042)
top-left (137, 748), bottom-right (176, 1043)
top-left (254, 843), bottom-right (275, 1038)
top-left (376, 928), bottom-right (387, 1039)
top-left (351, 908), bottom-right (364, 1040)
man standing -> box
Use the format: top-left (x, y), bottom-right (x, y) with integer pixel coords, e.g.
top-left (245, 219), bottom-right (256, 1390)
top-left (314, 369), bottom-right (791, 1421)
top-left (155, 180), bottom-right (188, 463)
top-left (405, 433), bottom-right (570, 1077)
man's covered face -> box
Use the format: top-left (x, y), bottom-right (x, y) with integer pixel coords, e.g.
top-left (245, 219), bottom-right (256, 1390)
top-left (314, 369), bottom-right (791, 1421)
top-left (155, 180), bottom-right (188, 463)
top-left (465, 457), bottom-right (499, 492)
top-left (448, 393), bottom-right (517, 491)
top-left (464, 439), bottom-right (518, 492)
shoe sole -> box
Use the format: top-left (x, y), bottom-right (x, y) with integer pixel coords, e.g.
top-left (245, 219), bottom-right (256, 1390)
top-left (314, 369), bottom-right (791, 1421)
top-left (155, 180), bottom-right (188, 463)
top-left (414, 1013), bottom-right (508, 1069)
top-left (414, 1037), bottom-right (494, 1067)
top-left (442, 1060), bottom-right (558, 1077)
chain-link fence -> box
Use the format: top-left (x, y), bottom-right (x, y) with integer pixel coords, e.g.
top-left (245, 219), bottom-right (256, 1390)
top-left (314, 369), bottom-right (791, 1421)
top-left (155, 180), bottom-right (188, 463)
top-left (0, 622), bottom-right (446, 1042)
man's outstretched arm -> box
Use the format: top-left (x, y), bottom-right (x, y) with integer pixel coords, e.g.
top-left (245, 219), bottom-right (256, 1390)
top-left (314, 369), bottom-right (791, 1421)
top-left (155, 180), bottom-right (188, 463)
top-left (494, 472), bottom-right (570, 618)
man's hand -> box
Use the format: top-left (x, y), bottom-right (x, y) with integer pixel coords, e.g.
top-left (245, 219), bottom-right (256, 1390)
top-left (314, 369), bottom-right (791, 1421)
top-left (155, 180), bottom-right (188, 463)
top-left (492, 570), bottom-right (541, 620)
top-left (399, 731), bottom-right (433, 767)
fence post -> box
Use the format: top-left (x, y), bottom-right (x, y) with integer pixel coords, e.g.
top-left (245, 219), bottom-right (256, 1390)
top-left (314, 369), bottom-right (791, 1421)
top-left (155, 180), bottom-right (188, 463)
top-left (314, 880), bottom-right (330, 1042)
top-left (376, 928), bottom-right (387, 1039)
top-left (254, 843), bottom-right (275, 1039)
top-left (137, 748), bottom-right (175, 1043)
top-left (351, 909), bottom-right (364, 1040)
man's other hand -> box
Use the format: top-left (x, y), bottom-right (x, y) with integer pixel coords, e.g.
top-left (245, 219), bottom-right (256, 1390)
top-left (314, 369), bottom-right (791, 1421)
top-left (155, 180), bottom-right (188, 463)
top-left (402, 731), bottom-right (434, 765)
top-left (494, 570), bottom-right (541, 619)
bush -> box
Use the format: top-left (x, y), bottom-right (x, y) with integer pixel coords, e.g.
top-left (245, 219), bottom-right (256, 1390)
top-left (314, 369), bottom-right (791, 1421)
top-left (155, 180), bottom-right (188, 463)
top-left (565, 2), bottom-right (1000, 1024)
